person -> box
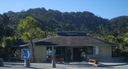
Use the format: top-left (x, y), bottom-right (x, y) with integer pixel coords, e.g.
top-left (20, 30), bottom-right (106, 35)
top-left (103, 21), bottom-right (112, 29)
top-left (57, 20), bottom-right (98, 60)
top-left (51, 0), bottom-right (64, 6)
top-left (81, 50), bottom-right (86, 61)
top-left (46, 48), bottom-right (52, 61)
top-left (67, 49), bottom-right (71, 62)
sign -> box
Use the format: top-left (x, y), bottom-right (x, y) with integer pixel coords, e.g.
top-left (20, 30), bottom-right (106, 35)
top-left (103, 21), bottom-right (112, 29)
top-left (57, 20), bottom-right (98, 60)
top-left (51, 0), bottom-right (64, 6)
top-left (21, 49), bottom-right (30, 60)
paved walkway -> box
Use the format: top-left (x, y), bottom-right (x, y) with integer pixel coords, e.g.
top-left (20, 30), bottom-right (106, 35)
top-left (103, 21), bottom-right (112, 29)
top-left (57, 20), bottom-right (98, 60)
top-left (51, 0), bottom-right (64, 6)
top-left (0, 62), bottom-right (128, 69)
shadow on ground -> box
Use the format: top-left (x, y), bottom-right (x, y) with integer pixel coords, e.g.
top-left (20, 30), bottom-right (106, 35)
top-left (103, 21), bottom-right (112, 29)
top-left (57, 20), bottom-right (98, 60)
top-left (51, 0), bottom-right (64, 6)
top-left (98, 62), bottom-right (128, 68)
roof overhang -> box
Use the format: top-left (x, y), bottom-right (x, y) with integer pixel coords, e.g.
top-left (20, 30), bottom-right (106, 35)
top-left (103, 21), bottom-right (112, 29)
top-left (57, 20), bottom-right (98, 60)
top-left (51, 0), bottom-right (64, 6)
top-left (35, 36), bottom-right (119, 47)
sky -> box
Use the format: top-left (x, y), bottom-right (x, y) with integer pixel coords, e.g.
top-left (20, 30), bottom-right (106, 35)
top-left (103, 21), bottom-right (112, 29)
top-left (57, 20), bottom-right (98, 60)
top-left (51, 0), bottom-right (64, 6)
top-left (0, 0), bottom-right (128, 19)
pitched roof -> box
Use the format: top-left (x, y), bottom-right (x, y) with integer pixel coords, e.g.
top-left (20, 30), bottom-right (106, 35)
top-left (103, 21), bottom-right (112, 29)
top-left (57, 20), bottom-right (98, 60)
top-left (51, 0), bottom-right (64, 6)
top-left (35, 35), bottom-right (119, 47)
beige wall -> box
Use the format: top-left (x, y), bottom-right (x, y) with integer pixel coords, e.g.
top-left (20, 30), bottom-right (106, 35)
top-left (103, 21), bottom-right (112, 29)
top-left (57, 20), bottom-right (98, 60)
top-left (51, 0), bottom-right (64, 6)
top-left (99, 46), bottom-right (112, 58)
top-left (34, 46), bottom-right (46, 62)
top-left (33, 46), bottom-right (112, 62)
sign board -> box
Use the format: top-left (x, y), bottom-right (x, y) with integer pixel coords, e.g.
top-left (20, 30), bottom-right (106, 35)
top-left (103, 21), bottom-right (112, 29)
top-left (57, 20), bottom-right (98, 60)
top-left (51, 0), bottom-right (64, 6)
top-left (21, 49), bottom-right (30, 60)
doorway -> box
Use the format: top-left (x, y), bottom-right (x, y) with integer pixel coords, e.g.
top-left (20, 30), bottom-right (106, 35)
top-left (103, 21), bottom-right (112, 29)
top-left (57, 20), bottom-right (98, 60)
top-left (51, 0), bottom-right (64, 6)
top-left (73, 48), bottom-right (82, 61)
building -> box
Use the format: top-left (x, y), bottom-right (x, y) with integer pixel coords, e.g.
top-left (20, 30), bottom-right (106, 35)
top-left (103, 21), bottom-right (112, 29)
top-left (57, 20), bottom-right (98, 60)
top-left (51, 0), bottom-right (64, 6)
top-left (33, 31), bottom-right (120, 62)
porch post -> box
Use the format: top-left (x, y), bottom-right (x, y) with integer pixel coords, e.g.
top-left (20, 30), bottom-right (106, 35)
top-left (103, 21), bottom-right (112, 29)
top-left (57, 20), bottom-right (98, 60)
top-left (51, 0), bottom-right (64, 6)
top-left (52, 46), bottom-right (56, 68)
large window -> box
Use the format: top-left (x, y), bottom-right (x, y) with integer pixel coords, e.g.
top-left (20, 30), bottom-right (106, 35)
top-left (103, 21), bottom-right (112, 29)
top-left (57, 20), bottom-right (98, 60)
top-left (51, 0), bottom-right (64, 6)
top-left (55, 47), bottom-right (65, 58)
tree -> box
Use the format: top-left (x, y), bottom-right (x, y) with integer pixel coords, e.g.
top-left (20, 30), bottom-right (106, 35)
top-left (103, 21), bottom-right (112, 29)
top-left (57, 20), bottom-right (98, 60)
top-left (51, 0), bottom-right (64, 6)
top-left (0, 13), bottom-right (14, 42)
top-left (123, 33), bottom-right (128, 50)
top-left (122, 33), bottom-right (128, 60)
top-left (123, 33), bottom-right (128, 44)
top-left (0, 14), bottom-right (11, 36)
top-left (17, 16), bottom-right (44, 62)
top-left (1, 36), bottom-right (13, 60)
top-left (104, 35), bottom-right (115, 42)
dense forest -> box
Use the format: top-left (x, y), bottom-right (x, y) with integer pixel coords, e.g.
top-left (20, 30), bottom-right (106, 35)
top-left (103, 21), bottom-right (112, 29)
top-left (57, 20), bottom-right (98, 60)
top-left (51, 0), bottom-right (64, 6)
top-left (0, 7), bottom-right (128, 59)
top-left (1, 8), bottom-right (128, 36)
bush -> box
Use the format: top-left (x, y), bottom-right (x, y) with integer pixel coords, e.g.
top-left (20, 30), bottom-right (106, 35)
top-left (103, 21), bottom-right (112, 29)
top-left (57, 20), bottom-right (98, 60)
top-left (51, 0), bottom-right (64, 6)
top-left (123, 47), bottom-right (128, 61)
top-left (0, 49), bottom-right (9, 60)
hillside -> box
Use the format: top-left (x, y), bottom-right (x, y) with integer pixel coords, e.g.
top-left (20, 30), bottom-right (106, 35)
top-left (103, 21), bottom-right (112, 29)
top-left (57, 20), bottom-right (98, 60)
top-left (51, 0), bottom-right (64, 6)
top-left (0, 7), bottom-right (128, 38)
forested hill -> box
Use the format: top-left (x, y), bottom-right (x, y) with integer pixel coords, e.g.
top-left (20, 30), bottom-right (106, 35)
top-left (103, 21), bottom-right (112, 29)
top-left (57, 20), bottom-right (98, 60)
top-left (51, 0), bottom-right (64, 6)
top-left (0, 7), bottom-right (128, 37)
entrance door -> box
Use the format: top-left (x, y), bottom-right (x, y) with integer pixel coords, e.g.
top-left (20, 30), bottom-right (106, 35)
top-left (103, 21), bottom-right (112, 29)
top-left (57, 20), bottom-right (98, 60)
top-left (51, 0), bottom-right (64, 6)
top-left (73, 48), bottom-right (81, 61)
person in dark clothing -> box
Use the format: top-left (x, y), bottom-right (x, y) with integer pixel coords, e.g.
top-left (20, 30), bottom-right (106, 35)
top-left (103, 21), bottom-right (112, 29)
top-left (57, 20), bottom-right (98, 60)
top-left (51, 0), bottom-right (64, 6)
top-left (67, 49), bottom-right (71, 62)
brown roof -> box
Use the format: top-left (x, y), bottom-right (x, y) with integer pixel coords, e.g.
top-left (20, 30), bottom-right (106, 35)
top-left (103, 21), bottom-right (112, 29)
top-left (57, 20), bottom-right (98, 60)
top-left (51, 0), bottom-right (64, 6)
top-left (35, 35), bottom-right (119, 47)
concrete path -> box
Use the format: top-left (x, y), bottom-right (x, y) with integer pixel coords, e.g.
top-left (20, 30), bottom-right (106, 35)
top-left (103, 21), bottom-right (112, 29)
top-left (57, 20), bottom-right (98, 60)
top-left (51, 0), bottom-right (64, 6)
top-left (0, 62), bottom-right (128, 69)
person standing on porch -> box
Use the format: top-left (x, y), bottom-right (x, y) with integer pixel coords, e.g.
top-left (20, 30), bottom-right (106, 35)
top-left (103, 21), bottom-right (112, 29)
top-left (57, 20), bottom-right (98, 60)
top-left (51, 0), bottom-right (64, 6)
top-left (81, 49), bottom-right (86, 61)
top-left (67, 49), bottom-right (71, 62)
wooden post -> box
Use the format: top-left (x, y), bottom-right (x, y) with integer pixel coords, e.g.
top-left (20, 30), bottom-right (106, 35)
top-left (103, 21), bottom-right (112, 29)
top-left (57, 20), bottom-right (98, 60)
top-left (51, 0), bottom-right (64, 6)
top-left (52, 46), bottom-right (56, 68)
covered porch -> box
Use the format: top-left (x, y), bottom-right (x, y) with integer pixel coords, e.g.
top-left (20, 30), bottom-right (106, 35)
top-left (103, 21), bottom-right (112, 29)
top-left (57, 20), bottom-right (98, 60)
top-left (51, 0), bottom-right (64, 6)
top-left (47, 46), bottom-right (94, 62)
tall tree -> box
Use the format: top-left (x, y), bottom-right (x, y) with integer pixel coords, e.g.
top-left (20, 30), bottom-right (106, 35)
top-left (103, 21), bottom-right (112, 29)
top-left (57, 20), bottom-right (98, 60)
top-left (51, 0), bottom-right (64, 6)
top-left (17, 16), bottom-right (44, 62)
top-left (0, 13), bottom-right (11, 36)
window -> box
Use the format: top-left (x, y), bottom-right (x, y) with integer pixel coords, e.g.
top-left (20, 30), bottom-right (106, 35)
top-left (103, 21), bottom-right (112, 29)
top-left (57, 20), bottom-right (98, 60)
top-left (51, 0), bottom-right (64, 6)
top-left (86, 46), bottom-right (93, 55)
